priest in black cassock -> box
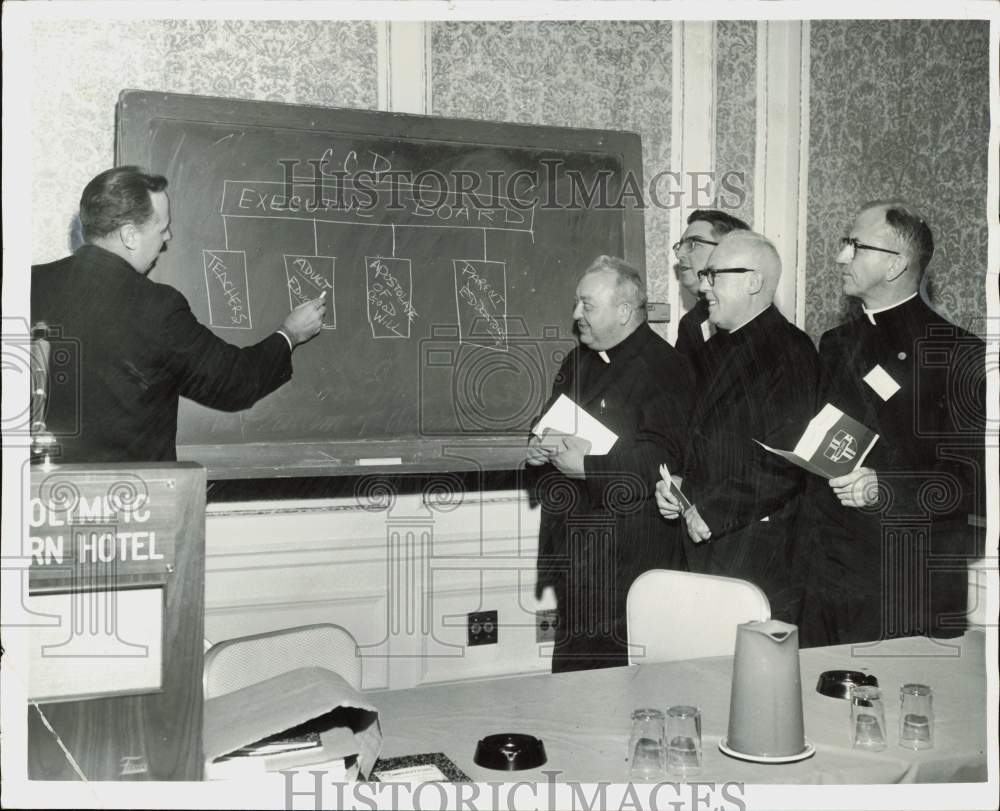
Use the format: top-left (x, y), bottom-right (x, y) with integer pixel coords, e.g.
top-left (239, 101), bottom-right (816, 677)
top-left (528, 256), bottom-right (692, 673)
top-left (656, 231), bottom-right (819, 622)
top-left (798, 202), bottom-right (986, 647)
top-left (673, 209), bottom-right (749, 387)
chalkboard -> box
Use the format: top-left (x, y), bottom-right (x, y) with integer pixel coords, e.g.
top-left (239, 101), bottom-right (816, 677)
top-left (117, 90), bottom-right (645, 479)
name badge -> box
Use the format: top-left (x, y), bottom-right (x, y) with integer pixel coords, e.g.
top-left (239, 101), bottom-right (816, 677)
top-left (700, 319), bottom-right (716, 342)
top-left (863, 364), bottom-right (901, 401)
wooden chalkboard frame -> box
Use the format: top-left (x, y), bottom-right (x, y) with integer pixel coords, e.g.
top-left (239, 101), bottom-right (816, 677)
top-left (116, 90), bottom-right (645, 480)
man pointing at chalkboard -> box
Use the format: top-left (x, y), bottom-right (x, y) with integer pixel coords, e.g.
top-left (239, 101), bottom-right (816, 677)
top-left (527, 256), bottom-right (692, 672)
top-left (31, 166), bottom-right (326, 463)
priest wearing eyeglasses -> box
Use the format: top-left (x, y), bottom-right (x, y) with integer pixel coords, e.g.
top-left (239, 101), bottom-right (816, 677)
top-left (672, 209), bottom-right (750, 387)
top-left (797, 201), bottom-right (986, 647)
top-left (655, 230), bottom-right (819, 622)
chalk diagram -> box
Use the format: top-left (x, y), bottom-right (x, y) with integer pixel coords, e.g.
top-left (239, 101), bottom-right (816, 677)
top-left (203, 248), bottom-right (253, 330)
top-left (201, 163), bottom-right (535, 351)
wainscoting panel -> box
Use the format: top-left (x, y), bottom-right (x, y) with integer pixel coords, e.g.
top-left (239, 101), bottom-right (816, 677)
top-left (204, 491), bottom-right (544, 690)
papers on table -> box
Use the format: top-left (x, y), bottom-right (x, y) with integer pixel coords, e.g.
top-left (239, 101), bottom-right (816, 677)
top-left (532, 394), bottom-right (618, 455)
top-left (213, 730), bottom-right (322, 761)
top-left (756, 403), bottom-right (879, 479)
top-left (203, 666), bottom-right (381, 779)
top-left (206, 752), bottom-right (353, 781)
top-left (372, 752), bottom-right (471, 782)
top-left (374, 764), bottom-right (448, 783)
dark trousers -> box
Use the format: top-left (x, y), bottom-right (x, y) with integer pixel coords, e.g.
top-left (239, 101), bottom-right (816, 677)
top-left (799, 548), bottom-right (968, 648)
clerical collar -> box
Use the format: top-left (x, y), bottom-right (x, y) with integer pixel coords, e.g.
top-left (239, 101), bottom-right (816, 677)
top-left (726, 306), bottom-right (770, 334)
top-left (862, 292), bottom-right (918, 325)
top-left (599, 322), bottom-right (646, 364)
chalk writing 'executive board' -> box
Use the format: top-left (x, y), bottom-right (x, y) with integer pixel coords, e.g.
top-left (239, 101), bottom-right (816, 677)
top-left (117, 91), bottom-right (645, 478)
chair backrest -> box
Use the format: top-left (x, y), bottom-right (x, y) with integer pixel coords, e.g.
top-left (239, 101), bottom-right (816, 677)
top-left (626, 570), bottom-right (771, 664)
top-left (967, 556), bottom-right (994, 628)
top-left (203, 623), bottom-right (361, 699)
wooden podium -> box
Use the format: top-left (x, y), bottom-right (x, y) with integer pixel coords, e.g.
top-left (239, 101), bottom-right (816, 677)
top-left (25, 462), bottom-right (206, 781)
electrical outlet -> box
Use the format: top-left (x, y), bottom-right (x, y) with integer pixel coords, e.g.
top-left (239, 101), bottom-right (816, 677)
top-left (536, 609), bottom-right (559, 643)
top-left (467, 610), bottom-right (498, 646)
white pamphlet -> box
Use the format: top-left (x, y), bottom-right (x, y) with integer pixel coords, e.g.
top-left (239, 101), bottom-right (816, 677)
top-left (756, 403), bottom-right (879, 479)
top-left (532, 394), bottom-right (619, 455)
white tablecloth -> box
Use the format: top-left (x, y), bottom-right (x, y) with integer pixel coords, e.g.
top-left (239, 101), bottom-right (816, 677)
top-left (371, 631), bottom-right (989, 784)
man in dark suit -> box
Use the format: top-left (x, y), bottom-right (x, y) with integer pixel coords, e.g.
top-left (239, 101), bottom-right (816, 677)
top-left (673, 209), bottom-right (749, 386)
top-left (798, 202), bottom-right (986, 646)
top-left (31, 166), bottom-right (326, 463)
top-left (528, 256), bottom-right (692, 672)
top-left (657, 231), bottom-right (818, 621)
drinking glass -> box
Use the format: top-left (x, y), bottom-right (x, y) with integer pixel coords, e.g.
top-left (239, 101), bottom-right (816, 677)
top-left (628, 709), bottom-right (666, 781)
top-left (665, 705), bottom-right (702, 777)
top-left (850, 685), bottom-right (887, 751)
top-left (899, 684), bottom-right (934, 750)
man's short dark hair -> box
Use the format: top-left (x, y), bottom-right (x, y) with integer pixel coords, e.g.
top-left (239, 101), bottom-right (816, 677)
top-left (687, 209), bottom-right (750, 239)
top-left (863, 200), bottom-right (935, 275)
top-left (79, 166), bottom-right (168, 242)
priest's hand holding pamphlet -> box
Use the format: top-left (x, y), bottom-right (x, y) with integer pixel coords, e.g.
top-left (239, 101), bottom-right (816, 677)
top-left (527, 394), bottom-right (618, 478)
top-left (655, 463), bottom-right (691, 519)
top-left (827, 467), bottom-right (879, 508)
top-left (755, 403), bottom-right (880, 509)
top-left (656, 465), bottom-right (710, 543)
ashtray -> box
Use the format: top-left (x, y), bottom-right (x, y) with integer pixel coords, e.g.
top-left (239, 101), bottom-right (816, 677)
top-left (816, 669), bottom-right (878, 699)
top-left (473, 733), bottom-right (547, 770)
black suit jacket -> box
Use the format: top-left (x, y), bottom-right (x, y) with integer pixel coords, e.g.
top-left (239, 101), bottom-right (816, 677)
top-left (798, 295), bottom-right (985, 643)
top-left (31, 245), bottom-right (293, 463)
top-left (533, 322), bottom-right (693, 670)
top-left (807, 294), bottom-right (985, 531)
top-left (674, 297), bottom-right (726, 387)
top-left (682, 305), bottom-right (819, 617)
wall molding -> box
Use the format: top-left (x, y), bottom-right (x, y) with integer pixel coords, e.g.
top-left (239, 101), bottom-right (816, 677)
top-left (206, 537), bottom-right (537, 576)
top-left (796, 22), bottom-right (812, 330)
top-left (205, 528), bottom-right (536, 558)
top-left (205, 591), bottom-right (385, 615)
top-left (669, 20), bottom-right (717, 343)
top-left (206, 488), bottom-right (532, 518)
top-left (754, 20), bottom-right (811, 328)
top-left (376, 21), bottom-right (432, 115)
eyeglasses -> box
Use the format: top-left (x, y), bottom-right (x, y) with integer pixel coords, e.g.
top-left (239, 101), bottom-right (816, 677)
top-left (839, 237), bottom-right (900, 259)
top-left (672, 236), bottom-right (718, 254)
top-left (697, 267), bottom-right (755, 287)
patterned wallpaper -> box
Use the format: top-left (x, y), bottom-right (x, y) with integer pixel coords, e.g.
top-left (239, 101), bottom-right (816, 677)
top-left (30, 19), bottom-right (988, 337)
top-left (714, 20), bottom-right (756, 227)
top-left (431, 20), bottom-right (673, 333)
top-left (30, 19), bottom-right (377, 264)
top-left (805, 20), bottom-right (990, 338)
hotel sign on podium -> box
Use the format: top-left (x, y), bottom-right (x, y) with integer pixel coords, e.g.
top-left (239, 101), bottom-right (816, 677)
top-left (25, 462), bottom-right (206, 781)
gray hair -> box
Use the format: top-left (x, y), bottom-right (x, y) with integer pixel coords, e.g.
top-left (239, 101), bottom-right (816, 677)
top-left (863, 200), bottom-right (935, 275)
top-left (583, 255), bottom-right (648, 314)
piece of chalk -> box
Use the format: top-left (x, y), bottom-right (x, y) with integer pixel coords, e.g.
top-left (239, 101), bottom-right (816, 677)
top-left (358, 457), bottom-right (402, 466)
